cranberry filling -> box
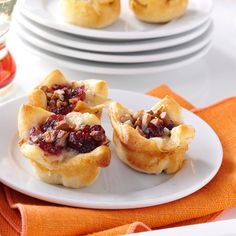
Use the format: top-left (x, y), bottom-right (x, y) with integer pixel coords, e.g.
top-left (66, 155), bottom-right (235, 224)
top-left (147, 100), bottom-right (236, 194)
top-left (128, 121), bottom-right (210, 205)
top-left (67, 125), bottom-right (107, 153)
top-left (42, 114), bottom-right (64, 131)
top-left (41, 84), bottom-right (86, 115)
top-left (29, 126), bottom-right (64, 156)
top-left (28, 115), bottom-right (108, 156)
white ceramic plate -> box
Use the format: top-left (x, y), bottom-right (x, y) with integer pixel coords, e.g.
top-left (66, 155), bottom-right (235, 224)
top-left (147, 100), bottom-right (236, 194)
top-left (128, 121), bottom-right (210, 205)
top-left (12, 29), bottom-right (212, 75)
top-left (15, 12), bottom-right (211, 53)
top-left (15, 20), bottom-right (213, 64)
top-left (20, 0), bottom-right (213, 40)
top-left (0, 90), bottom-right (222, 209)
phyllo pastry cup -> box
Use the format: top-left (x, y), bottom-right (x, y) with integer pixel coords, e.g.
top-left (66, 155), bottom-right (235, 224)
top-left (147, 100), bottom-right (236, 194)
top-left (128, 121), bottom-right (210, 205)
top-left (108, 96), bottom-right (195, 174)
top-left (28, 70), bottom-right (108, 118)
top-left (60, 0), bottom-right (121, 29)
top-left (18, 104), bottom-right (111, 188)
top-left (129, 0), bottom-right (188, 23)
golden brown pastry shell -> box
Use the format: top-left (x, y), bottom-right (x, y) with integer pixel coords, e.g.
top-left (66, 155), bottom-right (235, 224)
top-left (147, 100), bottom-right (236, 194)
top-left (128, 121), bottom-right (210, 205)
top-left (60, 0), bottom-right (120, 28)
top-left (28, 70), bottom-right (108, 119)
top-left (129, 0), bottom-right (188, 23)
top-left (18, 104), bottom-right (111, 188)
top-left (108, 96), bottom-right (195, 174)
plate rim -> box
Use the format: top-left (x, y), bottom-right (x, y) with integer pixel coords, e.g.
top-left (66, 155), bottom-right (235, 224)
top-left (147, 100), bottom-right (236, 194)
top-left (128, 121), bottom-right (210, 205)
top-left (10, 29), bottom-right (212, 75)
top-left (14, 20), bottom-right (213, 64)
top-left (20, 0), bottom-right (213, 40)
top-left (0, 90), bottom-right (223, 209)
top-left (16, 12), bottom-right (212, 53)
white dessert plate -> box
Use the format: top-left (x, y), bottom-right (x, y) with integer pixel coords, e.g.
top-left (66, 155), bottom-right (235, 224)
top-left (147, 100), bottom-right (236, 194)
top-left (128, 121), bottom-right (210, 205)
top-left (15, 12), bottom-right (211, 53)
top-left (15, 20), bottom-right (213, 64)
top-left (12, 29), bottom-right (212, 75)
top-left (0, 90), bottom-right (223, 209)
top-left (20, 0), bottom-right (213, 40)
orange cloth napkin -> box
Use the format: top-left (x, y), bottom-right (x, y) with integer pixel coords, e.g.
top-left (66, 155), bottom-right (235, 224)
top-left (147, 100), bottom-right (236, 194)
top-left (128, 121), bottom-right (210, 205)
top-left (1, 84), bottom-right (236, 236)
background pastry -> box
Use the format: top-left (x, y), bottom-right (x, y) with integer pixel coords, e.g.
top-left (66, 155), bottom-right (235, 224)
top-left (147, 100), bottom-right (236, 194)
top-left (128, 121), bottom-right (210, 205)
top-left (28, 70), bottom-right (108, 118)
top-left (18, 104), bottom-right (111, 188)
top-left (129, 0), bottom-right (188, 23)
top-left (60, 0), bottom-right (120, 29)
top-left (108, 96), bottom-right (195, 174)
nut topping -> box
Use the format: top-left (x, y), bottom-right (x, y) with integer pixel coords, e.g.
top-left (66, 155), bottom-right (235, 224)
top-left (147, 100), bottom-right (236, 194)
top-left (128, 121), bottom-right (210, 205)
top-left (153, 106), bottom-right (164, 117)
top-left (163, 127), bottom-right (170, 136)
top-left (55, 130), bottom-right (69, 147)
top-left (141, 113), bottom-right (152, 129)
top-left (134, 116), bottom-right (142, 128)
top-left (121, 107), bottom-right (175, 139)
top-left (150, 118), bottom-right (163, 127)
top-left (54, 120), bottom-right (72, 131)
top-left (41, 84), bottom-right (86, 115)
top-left (132, 110), bottom-right (144, 120)
top-left (43, 130), bottom-right (57, 143)
top-left (160, 111), bottom-right (167, 120)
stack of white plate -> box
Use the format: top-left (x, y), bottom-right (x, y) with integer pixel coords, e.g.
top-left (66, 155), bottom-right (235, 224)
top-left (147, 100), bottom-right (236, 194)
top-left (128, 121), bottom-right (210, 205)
top-left (13, 0), bottom-right (213, 75)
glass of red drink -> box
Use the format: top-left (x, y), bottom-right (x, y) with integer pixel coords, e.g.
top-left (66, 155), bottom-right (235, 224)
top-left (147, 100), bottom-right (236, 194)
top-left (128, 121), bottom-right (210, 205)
top-left (0, 30), bottom-right (16, 90)
top-left (0, 0), bottom-right (17, 92)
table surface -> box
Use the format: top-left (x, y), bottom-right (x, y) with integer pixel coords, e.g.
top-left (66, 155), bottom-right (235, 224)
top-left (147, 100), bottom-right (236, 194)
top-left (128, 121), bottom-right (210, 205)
top-left (1, 0), bottom-right (236, 226)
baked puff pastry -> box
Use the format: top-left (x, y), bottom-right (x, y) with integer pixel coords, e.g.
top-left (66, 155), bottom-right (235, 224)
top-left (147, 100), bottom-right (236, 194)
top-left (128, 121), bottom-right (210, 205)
top-left (28, 70), bottom-right (108, 118)
top-left (18, 104), bottom-right (111, 188)
top-left (129, 0), bottom-right (188, 23)
top-left (60, 0), bottom-right (120, 28)
top-left (108, 96), bottom-right (195, 174)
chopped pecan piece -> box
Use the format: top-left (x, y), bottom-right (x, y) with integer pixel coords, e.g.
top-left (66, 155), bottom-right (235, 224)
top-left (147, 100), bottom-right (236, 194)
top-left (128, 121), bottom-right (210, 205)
top-left (46, 92), bottom-right (53, 98)
top-left (150, 118), bottom-right (163, 127)
top-left (132, 110), bottom-right (144, 120)
top-left (163, 127), bottom-right (170, 136)
top-left (54, 89), bottom-right (65, 96)
top-left (154, 106), bottom-right (164, 117)
top-left (160, 111), bottom-right (166, 119)
top-left (134, 116), bottom-right (142, 128)
top-left (146, 110), bottom-right (154, 116)
top-left (141, 113), bottom-right (152, 129)
top-left (54, 120), bottom-right (72, 131)
top-left (42, 130), bottom-right (56, 143)
top-left (55, 130), bottom-right (69, 147)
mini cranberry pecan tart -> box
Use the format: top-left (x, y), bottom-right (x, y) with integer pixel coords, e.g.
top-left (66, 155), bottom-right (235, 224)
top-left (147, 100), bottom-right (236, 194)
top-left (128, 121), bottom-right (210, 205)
top-left (18, 104), bottom-right (111, 188)
top-left (28, 70), bottom-right (108, 118)
top-left (108, 96), bottom-right (195, 174)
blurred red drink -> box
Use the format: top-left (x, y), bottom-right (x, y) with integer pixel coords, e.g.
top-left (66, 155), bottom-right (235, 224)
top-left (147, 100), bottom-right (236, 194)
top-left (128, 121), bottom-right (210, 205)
top-left (0, 0), bottom-right (17, 90)
top-left (0, 34), bottom-right (16, 89)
